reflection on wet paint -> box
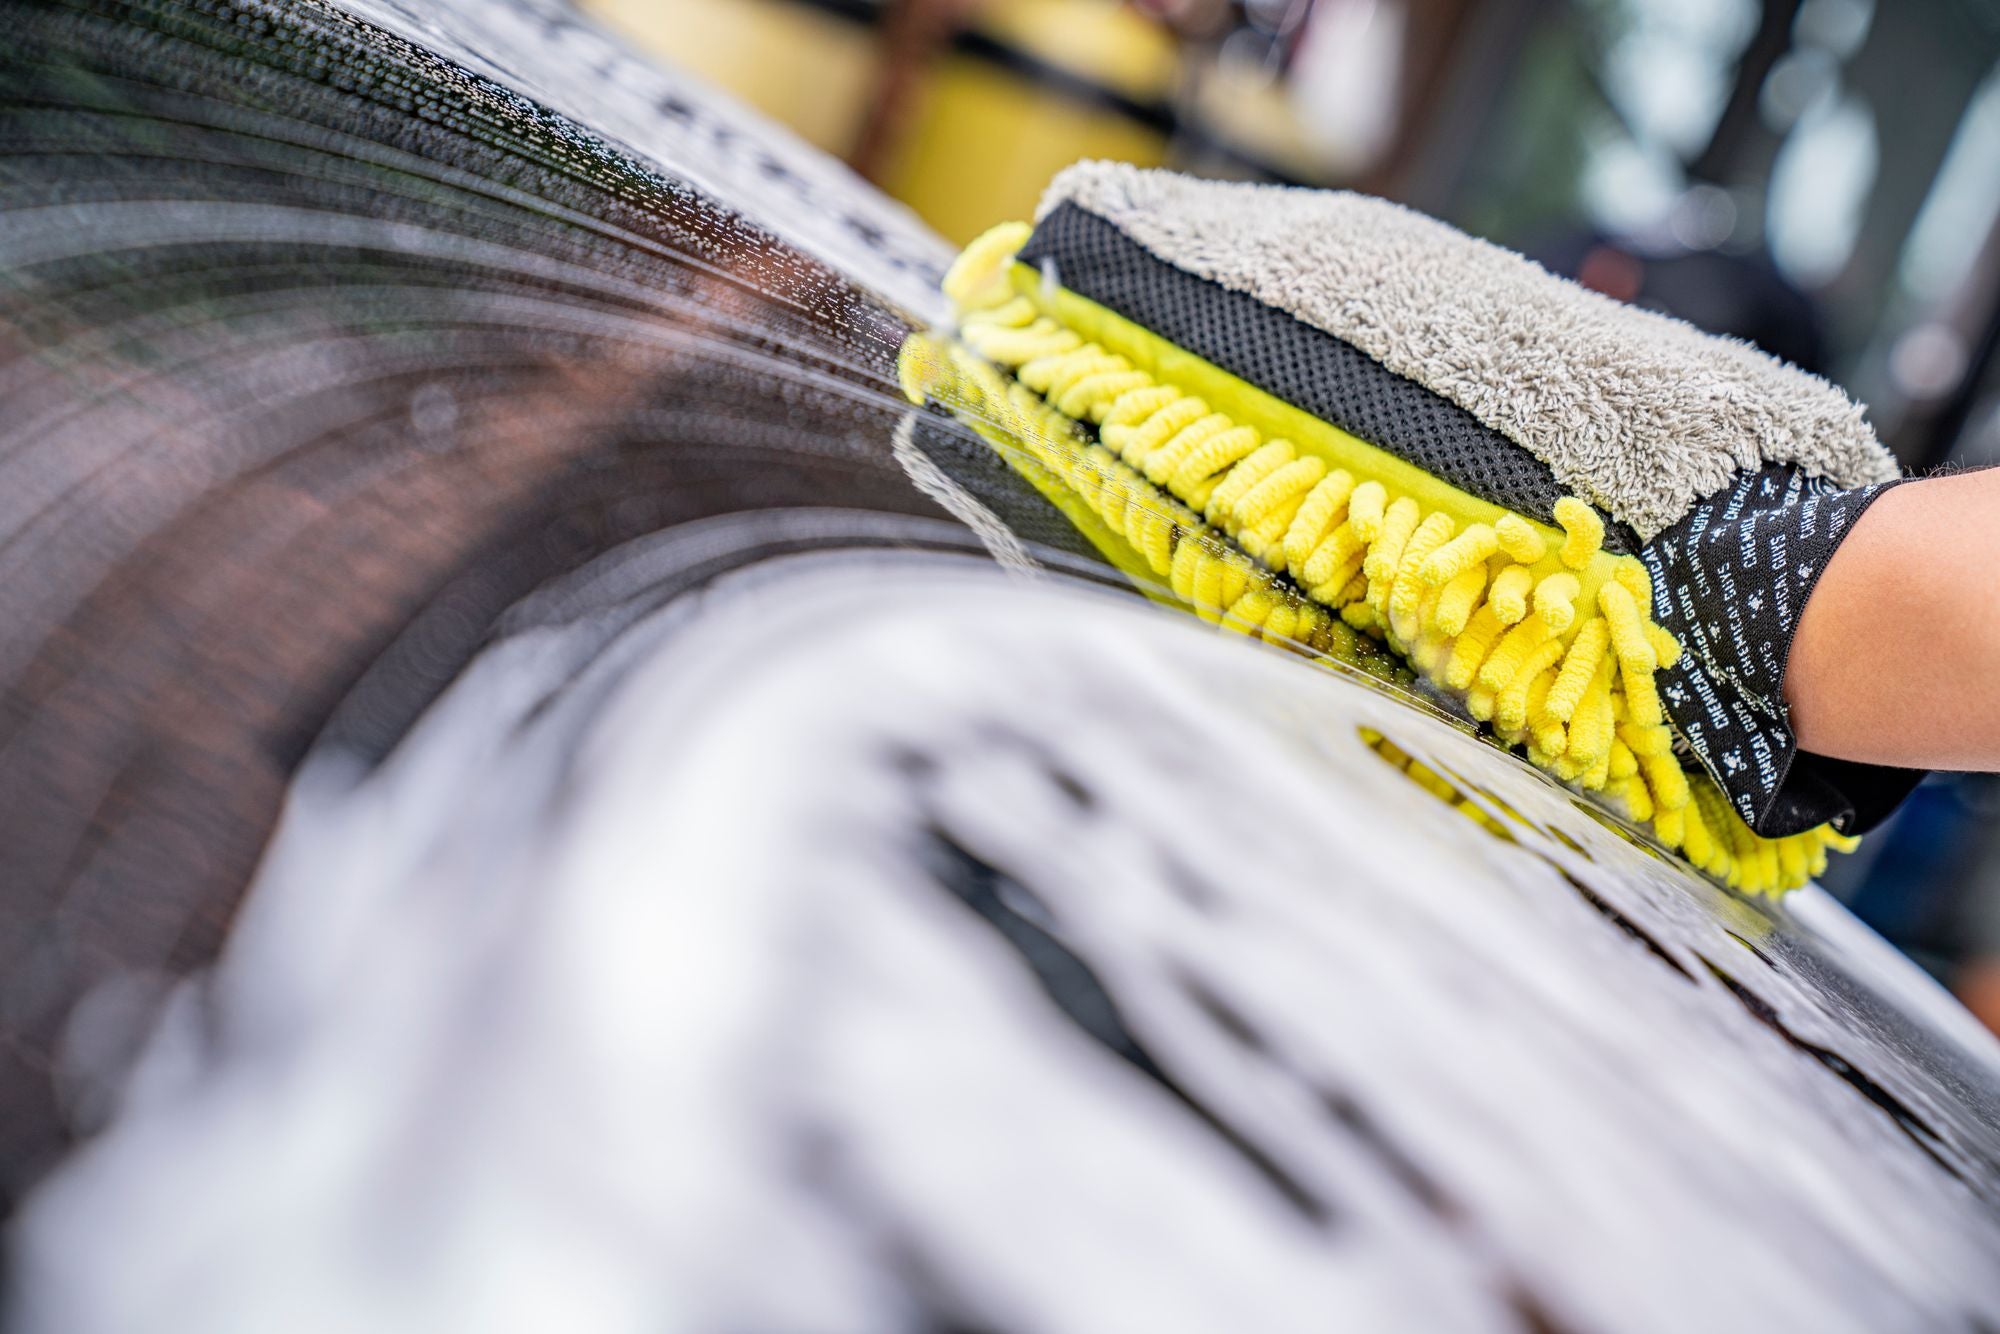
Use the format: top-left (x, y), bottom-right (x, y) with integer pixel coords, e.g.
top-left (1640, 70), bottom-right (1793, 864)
top-left (1361, 727), bottom-right (1706, 983)
top-left (1357, 727), bottom-right (1515, 845)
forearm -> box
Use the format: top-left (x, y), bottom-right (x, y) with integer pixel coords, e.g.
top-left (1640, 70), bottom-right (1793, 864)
top-left (1785, 468), bottom-right (2000, 770)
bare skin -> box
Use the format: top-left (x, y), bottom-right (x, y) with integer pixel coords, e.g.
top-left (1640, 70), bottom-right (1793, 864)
top-left (1786, 468), bottom-right (2000, 770)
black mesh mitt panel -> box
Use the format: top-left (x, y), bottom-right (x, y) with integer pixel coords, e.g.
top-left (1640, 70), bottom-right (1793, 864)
top-left (1018, 203), bottom-right (1635, 554)
top-left (1643, 467), bottom-right (1918, 837)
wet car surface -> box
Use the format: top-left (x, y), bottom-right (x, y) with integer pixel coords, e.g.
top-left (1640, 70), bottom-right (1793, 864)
top-left (2, 1), bottom-right (1998, 1328)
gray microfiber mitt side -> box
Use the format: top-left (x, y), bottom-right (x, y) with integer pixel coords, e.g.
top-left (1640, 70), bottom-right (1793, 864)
top-left (1039, 161), bottom-right (1898, 543)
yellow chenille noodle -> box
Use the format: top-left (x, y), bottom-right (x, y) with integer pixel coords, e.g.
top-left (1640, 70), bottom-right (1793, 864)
top-left (910, 225), bottom-right (1856, 894)
top-left (1488, 565), bottom-right (1535, 625)
top-left (1553, 497), bottom-right (1605, 569)
top-left (1433, 564), bottom-right (1489, 637)
top-left (1494, 512), bottom-right (1548, 565)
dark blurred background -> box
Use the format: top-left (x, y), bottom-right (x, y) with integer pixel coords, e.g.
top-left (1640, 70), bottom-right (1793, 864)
top-left (582, 0), bottom-right (2000, 1025)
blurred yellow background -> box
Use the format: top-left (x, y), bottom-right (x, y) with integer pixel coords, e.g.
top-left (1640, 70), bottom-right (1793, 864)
top-left (585, 0), bottom-right (1188, 241)
top-left (579, 0), bottom-right (1309, 242)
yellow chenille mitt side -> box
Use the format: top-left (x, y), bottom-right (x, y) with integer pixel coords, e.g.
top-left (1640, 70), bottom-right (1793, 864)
top-left (899, 222), bottom-right (1853, 895)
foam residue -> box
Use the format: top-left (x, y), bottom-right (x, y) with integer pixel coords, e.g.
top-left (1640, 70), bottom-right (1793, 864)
top-left (11, 553), bottom-right (2000, 1333)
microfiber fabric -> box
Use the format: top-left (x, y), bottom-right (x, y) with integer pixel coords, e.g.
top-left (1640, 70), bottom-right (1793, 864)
top-left (1038, 161), bottom-right (1898, 544)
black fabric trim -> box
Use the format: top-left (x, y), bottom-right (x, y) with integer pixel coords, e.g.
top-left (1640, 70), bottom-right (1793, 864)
top-left (1643, 469), bottom-right (1919, 837)
top-left (1018, 202), bottom-right (1635, 554)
